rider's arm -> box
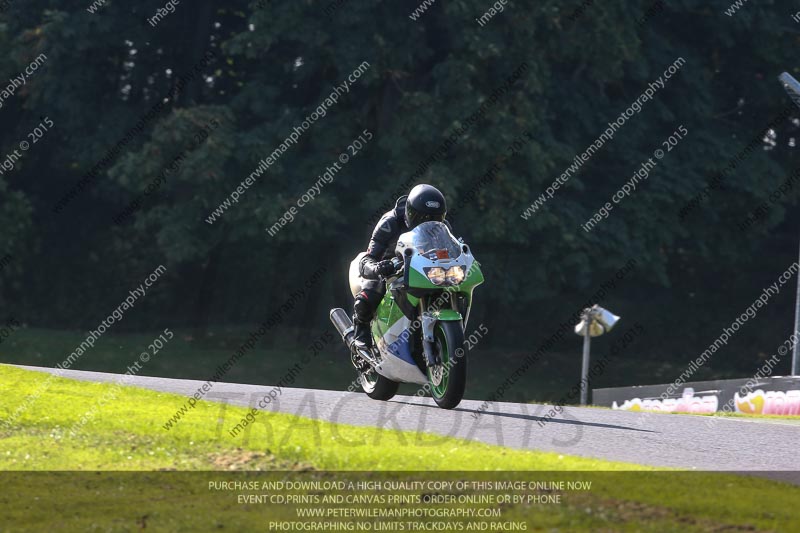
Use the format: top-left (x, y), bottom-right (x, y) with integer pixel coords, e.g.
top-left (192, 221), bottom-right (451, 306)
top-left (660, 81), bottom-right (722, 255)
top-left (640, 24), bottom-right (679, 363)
top-left (360, 256), bottom-right (383, 279)
top-left (360, 213), bottom-right (398, 279)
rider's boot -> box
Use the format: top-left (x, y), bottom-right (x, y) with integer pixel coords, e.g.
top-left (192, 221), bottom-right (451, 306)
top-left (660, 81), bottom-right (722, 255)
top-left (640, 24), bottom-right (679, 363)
top-left (352, 315), bottom-right (372, 352)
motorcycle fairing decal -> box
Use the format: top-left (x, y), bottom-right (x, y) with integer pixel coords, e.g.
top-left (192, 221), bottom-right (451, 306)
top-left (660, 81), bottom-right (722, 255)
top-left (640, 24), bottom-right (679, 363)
top-left (386, 329), bottom-right (416, 365)
top-left (374, 346), bottom-right (428, 385)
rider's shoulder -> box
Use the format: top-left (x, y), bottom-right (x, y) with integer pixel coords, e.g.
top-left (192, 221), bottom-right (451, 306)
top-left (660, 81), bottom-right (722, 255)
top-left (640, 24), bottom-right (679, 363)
top-left (374, 210), bottom-right (399, 237)
top-left (393, 195), bottom-right (408, 221)
top-left (371, 195), bottom-right (409, 240)
top-left (375, 196), bottom-right (407, 229)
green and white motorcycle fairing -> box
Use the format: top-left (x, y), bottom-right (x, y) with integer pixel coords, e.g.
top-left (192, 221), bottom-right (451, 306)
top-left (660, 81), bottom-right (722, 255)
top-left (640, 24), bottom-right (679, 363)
top-left (331, 221), bottom-right (484, 409)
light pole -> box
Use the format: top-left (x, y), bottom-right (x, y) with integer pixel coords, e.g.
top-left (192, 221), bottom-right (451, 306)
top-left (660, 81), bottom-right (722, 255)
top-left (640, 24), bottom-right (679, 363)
top-left (778, 72), bottom-right (800, 375)
top-left (573, 305), bottom-right (620, 405)
top-left (580, 321), bottom-right (591, 405)
top-left (793, 234), bottom-right (800, 375)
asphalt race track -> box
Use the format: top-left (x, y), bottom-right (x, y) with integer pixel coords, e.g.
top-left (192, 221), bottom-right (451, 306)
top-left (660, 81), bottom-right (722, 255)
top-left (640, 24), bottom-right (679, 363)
top-left (15, 365), bottom-right (800, 482)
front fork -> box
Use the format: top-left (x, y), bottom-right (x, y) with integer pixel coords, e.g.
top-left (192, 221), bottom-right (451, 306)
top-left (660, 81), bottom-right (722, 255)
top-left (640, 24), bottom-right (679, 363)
top-left (420, 311), bottom-right (440, 368)
top-left (418, 292), bottom-right (465, 369)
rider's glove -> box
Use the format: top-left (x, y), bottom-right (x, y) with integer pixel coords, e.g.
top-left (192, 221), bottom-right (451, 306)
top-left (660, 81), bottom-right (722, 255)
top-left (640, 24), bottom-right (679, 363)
top-left (375, 259), bottom-right (397, 278)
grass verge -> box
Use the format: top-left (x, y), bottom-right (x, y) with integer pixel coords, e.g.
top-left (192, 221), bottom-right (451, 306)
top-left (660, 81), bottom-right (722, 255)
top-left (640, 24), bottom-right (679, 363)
top-left (0, 364), bottom-right (797, 532)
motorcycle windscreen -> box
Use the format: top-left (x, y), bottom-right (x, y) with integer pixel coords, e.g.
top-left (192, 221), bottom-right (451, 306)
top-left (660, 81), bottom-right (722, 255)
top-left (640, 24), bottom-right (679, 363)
top-left (405, 222), bottom-right (462, 261)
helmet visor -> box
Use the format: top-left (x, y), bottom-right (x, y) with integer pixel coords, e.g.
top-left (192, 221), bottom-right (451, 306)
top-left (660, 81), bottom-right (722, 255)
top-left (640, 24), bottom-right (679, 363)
top-left (406, 207), bottom-right (445, 229)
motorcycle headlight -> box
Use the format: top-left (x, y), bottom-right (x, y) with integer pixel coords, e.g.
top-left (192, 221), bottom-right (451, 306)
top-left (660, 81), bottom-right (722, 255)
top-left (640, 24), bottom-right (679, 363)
top-left (425, 267), bottom-right (447, 285)
top-left (446, 265), bottom-right (466, 285)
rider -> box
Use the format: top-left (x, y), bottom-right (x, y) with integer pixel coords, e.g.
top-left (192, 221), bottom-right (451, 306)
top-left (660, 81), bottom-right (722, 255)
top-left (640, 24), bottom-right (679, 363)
top-left (353, 184), bottom-right (450, 351)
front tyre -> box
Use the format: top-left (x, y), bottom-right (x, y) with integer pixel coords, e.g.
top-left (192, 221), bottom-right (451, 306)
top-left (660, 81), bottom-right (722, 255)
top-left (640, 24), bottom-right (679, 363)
top-left (427, 321), bottom-right (466, 409)
top-left (360, 369), bottom-right (399, 401)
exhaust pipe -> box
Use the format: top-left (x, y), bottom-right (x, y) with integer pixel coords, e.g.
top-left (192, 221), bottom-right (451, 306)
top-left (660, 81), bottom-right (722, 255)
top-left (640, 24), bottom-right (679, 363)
top-left (331, 308), bottom-right (379, 369)
top-left (329, 308), bottom-right (354, 345)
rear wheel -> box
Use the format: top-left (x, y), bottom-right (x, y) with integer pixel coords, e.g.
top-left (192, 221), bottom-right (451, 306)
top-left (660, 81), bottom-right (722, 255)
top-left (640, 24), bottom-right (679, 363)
top-left (427, 321), bottom-right (466, 409)
top-left (360, 368), bottom-right (399, 400)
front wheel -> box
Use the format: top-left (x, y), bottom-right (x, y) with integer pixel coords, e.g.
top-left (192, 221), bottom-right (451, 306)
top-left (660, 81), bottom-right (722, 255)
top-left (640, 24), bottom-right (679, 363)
top-left (427, 321), bottom-right (466, 409)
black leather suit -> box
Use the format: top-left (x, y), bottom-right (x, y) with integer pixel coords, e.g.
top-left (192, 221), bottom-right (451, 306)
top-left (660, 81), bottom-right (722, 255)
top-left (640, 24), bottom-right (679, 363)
top-left (354, 195), bottom-right (453, 325)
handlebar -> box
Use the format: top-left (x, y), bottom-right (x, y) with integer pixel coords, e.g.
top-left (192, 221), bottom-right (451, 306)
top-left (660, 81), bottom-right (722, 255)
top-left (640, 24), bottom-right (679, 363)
top-left (384, 256), bottom-right (404, 279)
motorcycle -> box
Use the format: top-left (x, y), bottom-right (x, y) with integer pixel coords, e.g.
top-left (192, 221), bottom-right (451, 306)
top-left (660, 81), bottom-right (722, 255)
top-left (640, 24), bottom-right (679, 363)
top-left (329, 221), bottom-right (484, 409)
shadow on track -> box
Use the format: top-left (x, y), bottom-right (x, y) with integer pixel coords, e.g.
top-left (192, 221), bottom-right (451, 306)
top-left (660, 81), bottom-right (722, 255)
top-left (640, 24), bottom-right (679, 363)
top-left (388, 400), bottom-right (656, 433)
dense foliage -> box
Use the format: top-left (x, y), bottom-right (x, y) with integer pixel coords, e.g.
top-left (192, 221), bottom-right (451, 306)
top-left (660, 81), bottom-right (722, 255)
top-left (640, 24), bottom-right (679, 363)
top-left (1, 0), bottom-right (799, 388)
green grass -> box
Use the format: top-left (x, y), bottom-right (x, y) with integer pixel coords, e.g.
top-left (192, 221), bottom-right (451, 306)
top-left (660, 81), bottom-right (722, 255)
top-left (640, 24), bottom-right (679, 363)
top-left (1, 325), bottom-right (352, 391)
top-left (0, 325), bottom-right (573, 403)
top-left (2, 325), bottom-right (651, 406)
top-left (1, 364), bottom-right (799, 532)
top-left (0, 364), bottom-right (635, 472)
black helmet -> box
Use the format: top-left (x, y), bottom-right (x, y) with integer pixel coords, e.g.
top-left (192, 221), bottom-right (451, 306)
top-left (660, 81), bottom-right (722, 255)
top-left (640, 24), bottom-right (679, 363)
top-left (404, 184), bottom-right (447, 229)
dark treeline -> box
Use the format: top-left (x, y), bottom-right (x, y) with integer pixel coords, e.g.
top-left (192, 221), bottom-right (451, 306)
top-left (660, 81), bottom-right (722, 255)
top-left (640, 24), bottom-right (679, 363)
top-left (1, 1), bottom-right (799, 390)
